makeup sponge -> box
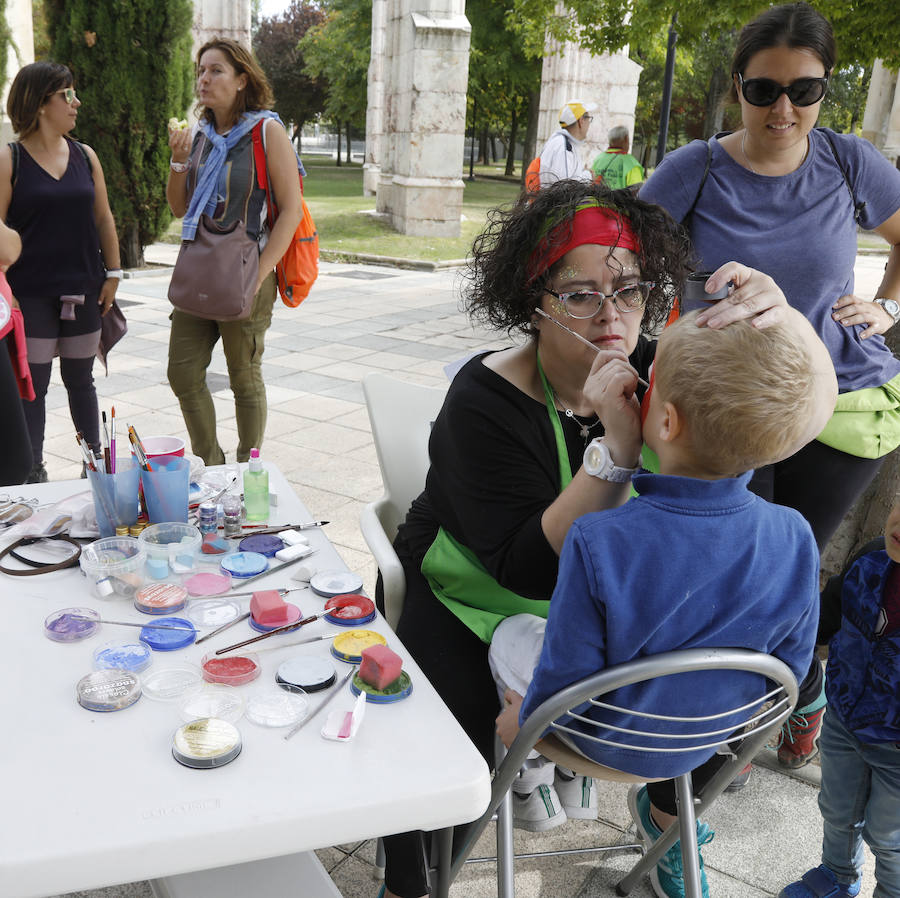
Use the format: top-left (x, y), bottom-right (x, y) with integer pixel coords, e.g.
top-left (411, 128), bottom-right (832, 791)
top-left (359, 645), bottom-right (403, 691)
top-left (250, 589), bottom-right (288, 625)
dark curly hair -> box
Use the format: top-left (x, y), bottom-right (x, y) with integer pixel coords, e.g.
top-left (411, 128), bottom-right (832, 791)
top-left (464, 179), bottom-right (695, 337)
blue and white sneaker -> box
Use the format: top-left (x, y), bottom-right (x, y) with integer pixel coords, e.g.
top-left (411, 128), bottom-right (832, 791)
top-left (779, 865), bottom-right (861, 897)
top-left (627, 784), bottom-right (714, 898)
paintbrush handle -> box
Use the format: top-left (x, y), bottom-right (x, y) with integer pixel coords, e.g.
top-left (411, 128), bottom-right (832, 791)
top-left (213, 612), bottom-right (325, 655)
top-left (285, 666), bottom-right (358, 741)
top-left (70, 615), bottom-right (195, 632)
top-left (251, 631), bottom-right (336, 654)
top-left (194, 611), bottom-right (251, 645)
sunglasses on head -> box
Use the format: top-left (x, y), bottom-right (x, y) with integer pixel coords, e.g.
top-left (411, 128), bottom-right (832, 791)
top-left (737, 73), bottom-right (828, 107)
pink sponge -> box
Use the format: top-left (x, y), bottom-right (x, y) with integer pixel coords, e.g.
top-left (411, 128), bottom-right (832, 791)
top-left (250, 589), bottom-right (288, 624)
top-left (359, 644), bottom-right (403, 691)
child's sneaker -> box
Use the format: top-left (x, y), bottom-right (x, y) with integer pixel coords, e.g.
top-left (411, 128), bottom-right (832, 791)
top-left (511, 783), bottom-right (567, 832)
top-left (627, 784), bottom-right (714, 898)
top-left (778, 865), bottom-right (861, 897)
top-left (777, 706), bottom-right (825, 768)
top-left (554, 768), bottom-right (598, 820)
top-left (724, 763), bottom-right (752, 792)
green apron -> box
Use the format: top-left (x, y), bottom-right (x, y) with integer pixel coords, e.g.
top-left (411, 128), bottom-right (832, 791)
top-left (420, 356), bottom-right (572, 643)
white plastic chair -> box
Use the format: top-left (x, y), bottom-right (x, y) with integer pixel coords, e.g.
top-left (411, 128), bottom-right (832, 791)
top-left (360, 372), bottom-right (448, 628)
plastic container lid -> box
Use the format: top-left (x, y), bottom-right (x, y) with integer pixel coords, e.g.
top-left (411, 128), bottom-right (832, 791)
top-left (44, 607), bottom-right (101, 643)
top-left (220, 551), bottom-right (269, 579)
top-left (186, 598), bottom-right (241, 629)
top-left (237, 534), bottom-right (284, 557)
top-left (310, 570), bottom-right (364, 598)
top-left (179, 684), bottom-right (246, 724)
top-left (139, 616), bottom-right (197, 651)
top-left (93, 641), bottom-right (152, 673)
top-left (134, 583), bottom-right (188, 615)
top-left (141, 663), bottom-right (204, 701)
top-left (249, 602), bottom-right (301, 633)
top-left (183, 571), bottom-right (233, 597)
top-left (324, 594), bottom-right (376, 626)
top-left (201, 652), bottom-right (260, 686)
top-left (172, 718), bottom-right (242, 769)
top-left (245, 689), bottom-right (309, 727)
top-left (276, 656), bottom-right (336, 693)
top-left (76, 669), bottom-right (141, 712)
top-left (331, 629), bottom-right (387, 664)
top-left (351, 670), bottom-right (413, 704)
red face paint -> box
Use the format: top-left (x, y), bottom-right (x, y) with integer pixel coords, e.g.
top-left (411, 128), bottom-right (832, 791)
top-left (201, 653), bottom-right (261, 686)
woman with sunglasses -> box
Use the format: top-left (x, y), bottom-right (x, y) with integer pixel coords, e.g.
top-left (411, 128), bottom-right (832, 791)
top-left (0, 62), bottom-right (122, 483)
top-left (376, 178), bottom-right (791, 898)
top-left (640, 2), bottom-right (900, 770)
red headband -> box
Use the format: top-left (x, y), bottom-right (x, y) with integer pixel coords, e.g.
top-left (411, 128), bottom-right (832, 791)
top-left (528, 205), bottom-right (641, 282)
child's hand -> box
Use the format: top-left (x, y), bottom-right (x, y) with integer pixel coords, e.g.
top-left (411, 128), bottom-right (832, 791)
top-left (496, 688), bottom-right (524, 748)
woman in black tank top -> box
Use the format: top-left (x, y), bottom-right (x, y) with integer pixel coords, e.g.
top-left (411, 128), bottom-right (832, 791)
top-left (1, 61), bottom-right (122, 483)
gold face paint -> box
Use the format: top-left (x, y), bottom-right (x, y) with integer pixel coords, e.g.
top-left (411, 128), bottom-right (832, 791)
top-left (549, 297), bottom-right (566, 316)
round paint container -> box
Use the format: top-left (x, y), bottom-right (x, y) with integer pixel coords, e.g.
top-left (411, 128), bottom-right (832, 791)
top-left (331, 629), bottom-right (387, 664)
top-left (93, 641), bottom-right (152, 673)
top-left (324, 594), bottom-right (376, 626)
top-left (186, 598), bottom-right (241, 629)
top-left (237, 533), bottom-right (284, 558)
top-left (179, 684), bottom-right (246, 724)
top-left (351, 671), bottom-right (413, 704)
top-left (220, 551), bottom-right (269, 580)
top-left (246, 689), bottom-right (309, 728)
top-left (276, 656), bottom-right (336, 694)
top-left (249, 602), bottom-right (301, 633)
top-left (134, 583), bottom-right (188, 615)
top-left (310, 571), bottom-right (364, 599)
top-left (44, 607), bottom-right (101, 643)
top-left (172, 718), bottom-right (242, 769)
top-left (201, 652), bottom-right (261, 686)
top-left (183, 571), bottom-right (232, 598)
top-left (141, 663), bottom-right (203, 701)
top-left (76, 669), bottom-right (141, 712)
top-left (139, 616), bottom-right (197, 652)
top-left (139, 523), bottom-right (202, 579)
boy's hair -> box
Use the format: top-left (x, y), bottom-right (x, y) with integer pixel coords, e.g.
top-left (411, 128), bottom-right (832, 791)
top-left (654, 311), bottom-right (817, 477)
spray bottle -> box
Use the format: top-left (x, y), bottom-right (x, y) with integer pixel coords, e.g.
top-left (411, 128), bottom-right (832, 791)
top-left (243, 448), bottom-right (269, 522)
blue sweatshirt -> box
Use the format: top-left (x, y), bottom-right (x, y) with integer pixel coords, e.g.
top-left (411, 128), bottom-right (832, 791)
top-left (520, 471), bottom-right (819, 778)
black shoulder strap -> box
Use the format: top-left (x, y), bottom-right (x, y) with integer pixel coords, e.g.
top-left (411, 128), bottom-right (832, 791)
top-left (564, 134), bottom-right (573, 153)
top-left (683, 139), bottom-right (713, 225)
top-left (817, 127), bottom-right (864, 225)
top-left (75, 141), bottom-right (94, 184)
top-left (8, 141), bottom-right (18, 188)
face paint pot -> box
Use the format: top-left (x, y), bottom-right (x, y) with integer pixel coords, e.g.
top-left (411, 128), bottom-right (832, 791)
top-left (275, 656), bottom-right (336, 693)
top-left (172, 718), bottom-right (242, 769)
top-left (330, 629), bottom-right (387, 664)
top-left (76, 669), bottom-right (142, 712)
top-left (324, 594), bottom-right (376, 626)
top-left (93, 641), bottom-right (153, 673)
top-left (44, 607), bottom-right (101, 643)
top-left (201, 652), bottom-right (261, 686)
top-left (134, 583), bottom-right (188, 615)
top-left (310, 571), bottom-right (364, 598)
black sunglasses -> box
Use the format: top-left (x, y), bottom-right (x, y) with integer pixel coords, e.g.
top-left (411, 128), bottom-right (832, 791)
top-left (737, 73), bottom-right (829, 107)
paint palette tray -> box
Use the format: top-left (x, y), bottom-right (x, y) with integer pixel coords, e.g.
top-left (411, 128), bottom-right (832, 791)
top-left (179, 684), bottom-right (246, 724)
top-left (245, 689), bottom-right (310, 728)
top-left (79, 537), bottom-right (147, 599)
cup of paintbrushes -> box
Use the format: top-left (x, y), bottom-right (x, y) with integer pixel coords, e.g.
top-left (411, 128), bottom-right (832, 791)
top-left (139, 455), bottom-right (191, 524)
top-left (87, 457), bottom-right (141, 537)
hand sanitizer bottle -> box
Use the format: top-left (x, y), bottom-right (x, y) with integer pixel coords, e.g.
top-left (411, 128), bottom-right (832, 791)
top-left (243, 448), bottom-right (269, 522)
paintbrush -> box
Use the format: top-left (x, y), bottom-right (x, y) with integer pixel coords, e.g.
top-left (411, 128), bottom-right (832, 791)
top-left (214, 610), bottom-right (332, 655)
top-left (128, 425), bottom-right (153, 472)
top-left (227, 551), bottom-right (315, 587)
top-left (69, 615), bottom-right (196, 632)
top-left (284, 666), bottom-right (358, 741)
top-left (246, 631), bottom-right (336, 655)
top-left (534, 307), bottom-right (650, 389)
top-left (194, 611), bottom-right (251, 645)
top-left (109, 406), bottom-right (116, 474)
top-left (101, 411), bottom-right (111, 474)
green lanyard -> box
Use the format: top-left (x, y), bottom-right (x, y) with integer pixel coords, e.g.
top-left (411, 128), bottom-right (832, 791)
top-left (536, 352), bottom-right (573, 489)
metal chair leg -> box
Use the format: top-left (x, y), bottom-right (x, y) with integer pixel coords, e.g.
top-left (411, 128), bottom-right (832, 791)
top-left (674, 774), bottom-right (702, 898)
top-left (431, 827), bottom-right (453, 898)
top-left (496, 787), bottom-right (515, 898)
top-left (374, 836), bottom-right (385, 879)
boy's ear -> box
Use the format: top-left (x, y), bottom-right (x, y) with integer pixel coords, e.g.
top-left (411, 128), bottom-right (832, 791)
top-left (657, 400), bottom-right (683, 443)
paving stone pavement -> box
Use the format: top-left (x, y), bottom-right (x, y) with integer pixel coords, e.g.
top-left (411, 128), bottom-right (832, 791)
top-left (46, 246), bottom-right (887, 898)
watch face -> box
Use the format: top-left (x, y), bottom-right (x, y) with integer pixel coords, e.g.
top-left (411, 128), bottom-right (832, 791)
top-left (884, 299), bottom-right (900, 319)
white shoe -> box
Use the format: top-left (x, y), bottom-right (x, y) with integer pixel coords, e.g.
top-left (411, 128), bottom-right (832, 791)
top-left (554, 769), bottom-right (598, 820)
top-left (511, 783), bottom-right (567, 832)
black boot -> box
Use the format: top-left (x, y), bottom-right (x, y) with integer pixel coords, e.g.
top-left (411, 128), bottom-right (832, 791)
top-left (25, 461), bottom-right (48, 484)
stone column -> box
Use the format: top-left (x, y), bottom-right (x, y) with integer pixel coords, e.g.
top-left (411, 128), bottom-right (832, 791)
top-left (192, 0), bottom-right (251, 53)
top-left (2, 0), bottom-right (35, 144)
top-left (862, 60), bottom-right (900, 164)
top-left (375, 1), bottom-right (471, 237)
top-left (364, 0), bottom-right (388, 196)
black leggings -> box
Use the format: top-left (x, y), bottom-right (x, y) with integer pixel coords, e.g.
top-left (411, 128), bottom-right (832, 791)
top-left (0, 335), bottom-right (32, 485)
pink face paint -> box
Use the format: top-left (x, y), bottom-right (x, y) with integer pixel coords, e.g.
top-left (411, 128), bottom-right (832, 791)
top-left (184, 571), bottom-right (233, 597)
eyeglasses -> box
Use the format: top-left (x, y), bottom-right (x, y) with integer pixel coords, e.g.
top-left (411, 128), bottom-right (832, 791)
top-left (53, 88), bottom-right (77, 105)
top-left (547, 282), bottom-right (655, 319)
top-left (582, 114), bottom-right (593, 123)
top-left (737, 74), bottom-right (828, 107)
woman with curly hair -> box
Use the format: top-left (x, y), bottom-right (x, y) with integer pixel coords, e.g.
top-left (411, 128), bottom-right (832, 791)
top-left (379, 178), bottom-right (791, 898)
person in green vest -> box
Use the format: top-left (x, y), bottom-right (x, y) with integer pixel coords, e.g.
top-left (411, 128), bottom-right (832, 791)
top-left (592, 125), bottom-right (645, 190)
top-left (376, 178), bottom-right (791, 898)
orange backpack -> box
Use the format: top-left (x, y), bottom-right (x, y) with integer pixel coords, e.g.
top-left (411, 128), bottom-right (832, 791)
top-left (251, 121), bottom-right (318, 308)
top-left (525, 156), bottom-right (541, 192)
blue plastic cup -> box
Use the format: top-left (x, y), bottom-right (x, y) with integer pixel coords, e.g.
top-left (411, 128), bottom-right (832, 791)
top-left (87, 458), bottom-right (141, 537)
top-left (139, 455), bottom-right (190, 524)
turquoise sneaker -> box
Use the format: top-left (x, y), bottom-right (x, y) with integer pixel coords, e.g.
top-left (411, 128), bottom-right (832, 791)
top-left (779, 865), bottom-right (861, 897)
top-left (627, 784), bottom-right (714, 898)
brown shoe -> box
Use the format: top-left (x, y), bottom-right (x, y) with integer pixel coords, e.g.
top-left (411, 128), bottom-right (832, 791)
top-left (777, 706), bottom-right (824, 768)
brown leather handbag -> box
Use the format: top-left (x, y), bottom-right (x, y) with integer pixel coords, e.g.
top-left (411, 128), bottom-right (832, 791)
top-left (167, 214), bottom-right (260, 321)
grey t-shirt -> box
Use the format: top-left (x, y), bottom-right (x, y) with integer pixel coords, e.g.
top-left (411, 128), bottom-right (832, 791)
top-left (640, 128), bottom-right (900, 393)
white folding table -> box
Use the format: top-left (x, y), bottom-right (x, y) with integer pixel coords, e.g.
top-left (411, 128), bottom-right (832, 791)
top-left (0, 464), bottom-right (490, 898)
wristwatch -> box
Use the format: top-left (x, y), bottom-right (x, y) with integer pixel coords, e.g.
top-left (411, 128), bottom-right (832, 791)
top-left (583, 437), bottom-right (642, 483)
top-left (874, 297), bottom-right (900, 325)
top-left (170, 159), bottom-right (190, 173)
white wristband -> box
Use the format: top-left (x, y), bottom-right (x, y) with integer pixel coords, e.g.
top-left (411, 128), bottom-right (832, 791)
top-left (170, 159), bottom-right (190, 173)
top-left (105, 269), bottom-right (123, 280)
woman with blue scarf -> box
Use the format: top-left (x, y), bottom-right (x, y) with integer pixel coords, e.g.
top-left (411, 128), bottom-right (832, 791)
top-left (166, 38), bottom-right (302, 465)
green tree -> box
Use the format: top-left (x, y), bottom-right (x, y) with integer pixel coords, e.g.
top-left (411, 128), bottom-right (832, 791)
top-left (299, 0), bottom-right (371, 166)
top-left (46, 0), bottom-right (194, 267)
top-left (254, 1), bottom-right (327, 151)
